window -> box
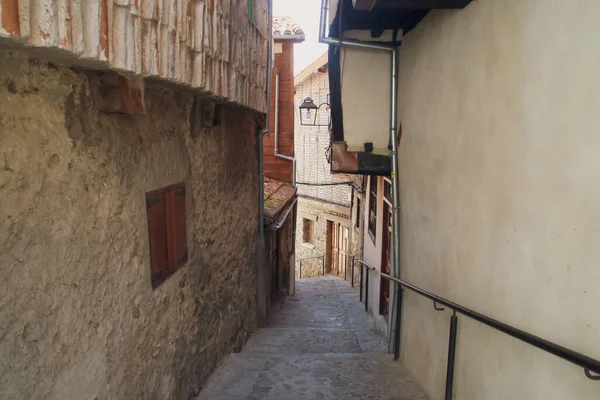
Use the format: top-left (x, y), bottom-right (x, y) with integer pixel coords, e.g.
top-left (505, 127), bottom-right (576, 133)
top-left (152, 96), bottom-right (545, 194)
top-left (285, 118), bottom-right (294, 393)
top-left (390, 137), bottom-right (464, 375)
top-left (302, 218), bottom-right (314, 245)
top-left (355, 196), bottom-right (361, 230)
top-left (384, 178), bottom-right (392, 204)
top-left (146, 183), bottom-right (188, 289)
top-left (368, 176), bottom-right (378, 242)
top-left (247, 0), bottom-right (256, 22)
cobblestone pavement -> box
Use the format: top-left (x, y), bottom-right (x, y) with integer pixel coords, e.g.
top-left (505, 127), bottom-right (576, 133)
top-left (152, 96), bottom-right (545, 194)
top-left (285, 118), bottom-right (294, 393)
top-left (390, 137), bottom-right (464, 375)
top-left (197, 276), bottom-right (428, 400)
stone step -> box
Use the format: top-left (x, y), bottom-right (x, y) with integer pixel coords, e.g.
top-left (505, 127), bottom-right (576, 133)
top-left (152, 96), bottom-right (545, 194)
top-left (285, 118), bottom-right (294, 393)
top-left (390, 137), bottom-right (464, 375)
top-left (198, 353), bottom-right (427, 400)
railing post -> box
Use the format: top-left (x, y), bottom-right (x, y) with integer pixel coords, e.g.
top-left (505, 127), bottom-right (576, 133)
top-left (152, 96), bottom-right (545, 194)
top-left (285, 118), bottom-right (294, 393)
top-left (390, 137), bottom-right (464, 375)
top-left (344, 254), bottom-right (347, 281)
top-left (359, 264), bottom-right (363, 302)
top-left (299, 260), bottom-right (302, 280)
top-left (351, 256), bottom-right (355, 287)
top-left (445, 313), bottom-right (458, 400)
top-left (365, 267), bottom-right (369, 312)
top-left (322, 255), bottom-right (325, 276)
top-left (394, 285), bottom-right (403, 361)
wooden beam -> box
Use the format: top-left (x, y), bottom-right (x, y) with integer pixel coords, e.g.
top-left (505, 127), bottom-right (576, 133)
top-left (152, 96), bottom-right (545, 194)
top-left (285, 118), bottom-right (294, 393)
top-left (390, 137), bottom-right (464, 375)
top-left (374, 0), bottom-right (472, 9)
top-left (353, 0), bottom-right (377, 11)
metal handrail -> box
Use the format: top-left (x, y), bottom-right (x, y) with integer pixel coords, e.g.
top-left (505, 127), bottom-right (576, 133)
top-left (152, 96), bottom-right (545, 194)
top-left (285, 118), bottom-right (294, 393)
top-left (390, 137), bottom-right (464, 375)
top-left (297, 256), bottom-right (326, 261)
top-left (356, 261), bottom-right (600, 400)
top-left (381, 272), bottom-right (600, 375)
top-left (297, 255), bottom-right (325, 279)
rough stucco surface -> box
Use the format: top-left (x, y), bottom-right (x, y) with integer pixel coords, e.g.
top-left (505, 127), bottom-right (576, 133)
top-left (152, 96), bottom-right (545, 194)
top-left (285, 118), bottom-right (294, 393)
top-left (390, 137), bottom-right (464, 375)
top-left (0, 49), bottom-right (259, 399)
top-left (396, 0), bottom-right (600, 399)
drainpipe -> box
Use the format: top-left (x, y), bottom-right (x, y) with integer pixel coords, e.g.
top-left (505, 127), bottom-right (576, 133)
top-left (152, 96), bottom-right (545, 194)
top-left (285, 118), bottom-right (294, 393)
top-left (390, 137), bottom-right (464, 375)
top-left (273, 70), bottom-right (297, 185)
top-left (256, 0), bottom-right (274, 326)
top-left (318, 0), bottom-right (402, 354)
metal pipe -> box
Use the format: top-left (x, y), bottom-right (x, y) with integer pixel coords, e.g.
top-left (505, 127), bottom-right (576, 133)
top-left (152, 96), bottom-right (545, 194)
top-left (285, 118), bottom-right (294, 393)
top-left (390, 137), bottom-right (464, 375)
top-left (388, 45), bottom-right (402, 354)
top-left (445, 314), bottom-right (458, 400)
top-left (322, 255), bottom-right (325, 276)
top-left (273, 69), bottom-right (297, 185)
top-left (263, 0), bottom-right (273, 135)
top-left (299, 260), bottom-right (302, 280)
top-left (255, 0), bottom-right (273, 327)
top-left (319, 0), bottom-right (402, 350)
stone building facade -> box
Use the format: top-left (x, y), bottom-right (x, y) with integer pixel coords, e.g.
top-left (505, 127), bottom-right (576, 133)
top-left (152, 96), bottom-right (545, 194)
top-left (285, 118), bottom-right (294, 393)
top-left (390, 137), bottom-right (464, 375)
top-left (293, 54), bottom-right (362, 281)
top-left (0, 0), bottom-right (270, 398)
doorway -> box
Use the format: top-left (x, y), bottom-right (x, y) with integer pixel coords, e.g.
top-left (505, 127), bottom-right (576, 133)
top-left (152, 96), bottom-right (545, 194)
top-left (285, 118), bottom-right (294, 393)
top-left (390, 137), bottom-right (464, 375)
top-left (379, 193), bottom-right (392, 316)
top-left (327, 221), bottom-right (349, 276)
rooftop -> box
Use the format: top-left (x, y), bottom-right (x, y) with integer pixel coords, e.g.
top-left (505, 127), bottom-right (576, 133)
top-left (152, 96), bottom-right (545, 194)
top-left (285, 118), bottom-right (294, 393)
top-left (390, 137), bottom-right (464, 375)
top-left (264, 178), bottom-right (297, 228)
top-left (294, 52), bottom-right (328, 87)
top-left (273, 17), bottom-right (305, 40)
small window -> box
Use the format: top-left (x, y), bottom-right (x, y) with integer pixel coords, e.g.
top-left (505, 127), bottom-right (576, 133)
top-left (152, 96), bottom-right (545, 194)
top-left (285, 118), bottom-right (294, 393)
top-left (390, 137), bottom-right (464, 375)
top-left (247, 0), bottom-right (256, 22)
top-left (146, 183), bottom-right (188, 288)
top-left (302, 218), bottom-right (314, 245)
top-left (368, 176), bottom-right (378, 242)
top-left (384, 178), bottom-right (392, 204)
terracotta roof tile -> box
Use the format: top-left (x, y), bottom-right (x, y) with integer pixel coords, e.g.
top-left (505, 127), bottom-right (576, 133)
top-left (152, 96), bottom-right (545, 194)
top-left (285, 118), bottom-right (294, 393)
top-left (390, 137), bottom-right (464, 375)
top-left (264, 177), bottom-right (297, 226)
top-left (273, 16), bottom-right (304, 38)
top-left (0, 0), bottom-right (268, 112)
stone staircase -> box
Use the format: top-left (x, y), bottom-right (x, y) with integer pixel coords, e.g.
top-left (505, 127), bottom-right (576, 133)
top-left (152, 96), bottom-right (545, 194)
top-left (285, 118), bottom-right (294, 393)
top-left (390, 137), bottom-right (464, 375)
top-left (197, 276), bottom-right (428, 400)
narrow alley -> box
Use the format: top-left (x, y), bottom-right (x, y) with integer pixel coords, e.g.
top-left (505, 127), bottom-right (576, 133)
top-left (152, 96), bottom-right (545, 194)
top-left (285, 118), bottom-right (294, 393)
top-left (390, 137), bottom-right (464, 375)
top-left (197, 276), bottom-right (427, 400)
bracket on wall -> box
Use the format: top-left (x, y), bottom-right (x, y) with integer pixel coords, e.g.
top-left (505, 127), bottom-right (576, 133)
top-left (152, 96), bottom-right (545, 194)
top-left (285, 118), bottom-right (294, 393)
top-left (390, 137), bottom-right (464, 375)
top-left (190, 97), bottom-right (223, 137)
top-left (433, 301), bottom-right (445, 311)
top-left (585, 369), bottom-right (600, 380)
top-left (88, 71), bottom-right (146, 114)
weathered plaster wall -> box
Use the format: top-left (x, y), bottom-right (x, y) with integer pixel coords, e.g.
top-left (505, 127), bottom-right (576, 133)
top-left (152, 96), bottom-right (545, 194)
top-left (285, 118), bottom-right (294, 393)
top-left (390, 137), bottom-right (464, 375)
top-left (397, 0), bottom-right (600, 399)
top-left (0, 50), bottom-right (259, 399)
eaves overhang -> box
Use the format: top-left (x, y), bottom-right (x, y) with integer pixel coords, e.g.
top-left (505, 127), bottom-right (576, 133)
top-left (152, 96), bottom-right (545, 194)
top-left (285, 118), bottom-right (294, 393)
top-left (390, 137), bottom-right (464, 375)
top-left (326, 0), bottom-right (473, 176)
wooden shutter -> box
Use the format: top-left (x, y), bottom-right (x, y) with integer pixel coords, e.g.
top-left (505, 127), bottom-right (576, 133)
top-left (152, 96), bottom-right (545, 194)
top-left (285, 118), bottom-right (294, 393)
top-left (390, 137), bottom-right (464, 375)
top-left (166, 184), bottom-right (188, 272)
top-left (146, 191), bottom-right (169, 288)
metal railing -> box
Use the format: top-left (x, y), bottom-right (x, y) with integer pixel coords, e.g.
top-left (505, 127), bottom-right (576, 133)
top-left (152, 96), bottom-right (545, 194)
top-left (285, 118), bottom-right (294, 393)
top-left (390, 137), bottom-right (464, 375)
top-left (357, 260), bottom-right (600, 400)
top-left (297, 255), bottom-right (325, 280)
top-left (338, 250), bottom-right (357, 287)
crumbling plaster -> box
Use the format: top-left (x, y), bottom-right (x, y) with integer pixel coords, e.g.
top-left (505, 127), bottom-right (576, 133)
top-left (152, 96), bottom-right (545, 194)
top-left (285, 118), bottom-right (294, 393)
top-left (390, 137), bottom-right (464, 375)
top-left (0, 49), bottom-right (259, 399)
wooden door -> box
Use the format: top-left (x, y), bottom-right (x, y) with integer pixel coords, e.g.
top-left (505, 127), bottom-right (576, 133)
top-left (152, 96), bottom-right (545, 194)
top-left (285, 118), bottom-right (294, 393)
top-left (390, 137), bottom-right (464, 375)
top-left (326, 221), bottom-right (333, 274)
top-left (339, 226), bottom-right (349, 277)
top-left (380, 202), bottom-right (392, 316)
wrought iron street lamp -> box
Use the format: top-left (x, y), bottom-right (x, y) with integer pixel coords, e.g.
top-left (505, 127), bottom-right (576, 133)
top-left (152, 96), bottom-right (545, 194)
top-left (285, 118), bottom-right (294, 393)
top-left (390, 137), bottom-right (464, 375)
top-left (298, 96), bottom-right (330, 126)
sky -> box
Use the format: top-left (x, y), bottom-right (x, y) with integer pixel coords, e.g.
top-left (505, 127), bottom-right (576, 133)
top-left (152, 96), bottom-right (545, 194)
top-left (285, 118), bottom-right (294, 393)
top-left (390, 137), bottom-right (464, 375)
top-left (273, 0), bottom-right (328, 76)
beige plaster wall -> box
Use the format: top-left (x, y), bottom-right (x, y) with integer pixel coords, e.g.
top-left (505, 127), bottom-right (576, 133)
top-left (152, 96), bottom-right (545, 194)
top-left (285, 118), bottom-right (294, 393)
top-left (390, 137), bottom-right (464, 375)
top-left (340, 46), bottom-right (391, 154)
top-left (397, 0), bottom-right (600, 399)
top-left (0, 50), bottom-right (259, 399)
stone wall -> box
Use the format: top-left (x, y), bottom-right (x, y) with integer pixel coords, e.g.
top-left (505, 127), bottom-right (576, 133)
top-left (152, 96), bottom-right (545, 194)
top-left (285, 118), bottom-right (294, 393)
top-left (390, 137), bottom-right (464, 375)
top-left (348, 185), bottom-right (364, 285)
top-left (295, 197), bottom-right (353, 279)
top-left (0, 50), bottom-right (259, 400)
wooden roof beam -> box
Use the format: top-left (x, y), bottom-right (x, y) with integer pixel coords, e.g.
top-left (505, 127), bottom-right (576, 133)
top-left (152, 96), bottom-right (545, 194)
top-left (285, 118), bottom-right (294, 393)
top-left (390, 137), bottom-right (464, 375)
top-left (353, 0), bottom-right (378, 11)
